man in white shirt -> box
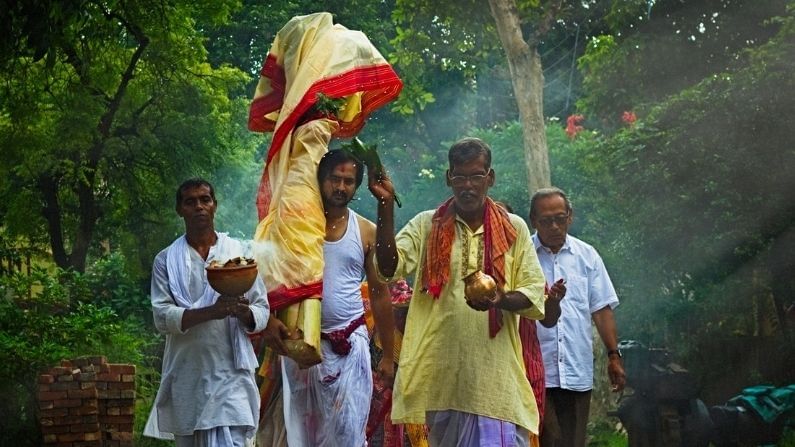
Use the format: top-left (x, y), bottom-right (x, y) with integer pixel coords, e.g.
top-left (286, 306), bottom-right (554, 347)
top-left (530, 187), bottom-right (626, 447)
top-left (144, 178), bottom-right (270, 446)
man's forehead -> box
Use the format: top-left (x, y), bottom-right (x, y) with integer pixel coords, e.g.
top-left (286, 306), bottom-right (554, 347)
top-left (329, 162), bottom-right (359, 176)
top-left (451, 162), bottom-right (489, 174)
top-left (535, 196), bottom-right (567, 212)
top-left (181, 185), bottom-right (212, 197)
top-left (451, 153), bottom-right (488, 169)
top-left (185, 185), bottom-right (210, 192)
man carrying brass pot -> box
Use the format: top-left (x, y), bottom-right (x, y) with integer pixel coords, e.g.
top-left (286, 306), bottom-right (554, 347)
top-left (144, 178), bottom-right (270, 446)
top-left (368, 137), bottom-right (547, 446)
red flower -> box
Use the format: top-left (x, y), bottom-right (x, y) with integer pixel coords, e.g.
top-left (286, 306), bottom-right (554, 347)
top-left (622, 110), bottom-right (637, 126)
top-left (390, 278), bottom-right (413, 307)
top-left (566, 114), bottom-right (585, 139)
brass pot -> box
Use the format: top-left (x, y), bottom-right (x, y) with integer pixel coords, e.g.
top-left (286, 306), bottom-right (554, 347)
top-left (206, 263), bottom-right (258, 296)
top-left (463, 270), bottom-right (497, 302)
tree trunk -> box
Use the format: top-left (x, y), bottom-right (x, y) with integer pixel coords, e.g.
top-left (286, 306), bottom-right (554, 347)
top-left (38, 176), bottom-right (70, 269)
top-left (39, 26), bottom-right (149, 273)
top-left (488, 0), bottom-right (552, 197)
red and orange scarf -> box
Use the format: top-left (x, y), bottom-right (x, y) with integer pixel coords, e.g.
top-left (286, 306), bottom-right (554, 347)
top-left (423, 197), bottom-right (517, 337)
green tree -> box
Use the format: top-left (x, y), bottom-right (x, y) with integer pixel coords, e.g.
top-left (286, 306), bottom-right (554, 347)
top-left (205, 0), bottom-right (396, 80)
top-left (0, 0), bottom-right (256, 273)
top-left (390, 0), bottom-right (620, 197)
top-left (577, 0), bottom-right (788, 127)
top-left (390, 0), bottom-right (544, 194)
top-left (568, 1), bottom-right (795, 394)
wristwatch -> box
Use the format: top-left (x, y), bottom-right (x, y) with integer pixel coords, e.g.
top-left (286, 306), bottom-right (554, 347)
top-left (607, 349), bottom-right (623, 359)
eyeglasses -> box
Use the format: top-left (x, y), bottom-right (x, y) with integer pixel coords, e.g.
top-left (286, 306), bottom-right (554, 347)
top-left (536, 213), bottom-right (570, 228)
top-left (448, 170), bottom-right (492, 187)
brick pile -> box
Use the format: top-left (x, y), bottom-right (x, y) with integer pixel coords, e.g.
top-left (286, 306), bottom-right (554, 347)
top-left (37, 356), bottom-right (136, 446)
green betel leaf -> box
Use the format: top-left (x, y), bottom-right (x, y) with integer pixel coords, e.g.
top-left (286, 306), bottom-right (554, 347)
top-left (314, 93), bottom-right (347, 116)
top-left (339, 137), bottom-right (402, 208)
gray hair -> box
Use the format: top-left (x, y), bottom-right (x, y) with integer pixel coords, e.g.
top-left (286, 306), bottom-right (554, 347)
top-left (448, 137), bottom-right (492, 170)
top-left (529, 187), bottom-right (573, 218)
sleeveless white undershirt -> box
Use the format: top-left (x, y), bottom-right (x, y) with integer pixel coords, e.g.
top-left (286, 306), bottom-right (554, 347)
top-left (321, 208), bottom-right (366, 332)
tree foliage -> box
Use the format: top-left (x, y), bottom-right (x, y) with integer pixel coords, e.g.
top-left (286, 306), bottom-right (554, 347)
top-left (205, 0), bottom-right (397, 85)
top-left (0, 0), bottom-right (258, 273)
top-left (578, 0), bottom-right (788, 126)
top-left (566, 0), bottom-right (795, 395)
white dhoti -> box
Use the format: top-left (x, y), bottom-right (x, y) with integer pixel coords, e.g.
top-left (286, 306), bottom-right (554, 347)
top-left (281, 325), bottom-right (373, 447)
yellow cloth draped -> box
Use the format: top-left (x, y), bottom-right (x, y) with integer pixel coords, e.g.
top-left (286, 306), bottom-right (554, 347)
top-left (248, 12), bottom-right (402, 299)
top-left (251, 14), bottom-right (401, 445)
top-left (253, 118), bottom-right (335, 296)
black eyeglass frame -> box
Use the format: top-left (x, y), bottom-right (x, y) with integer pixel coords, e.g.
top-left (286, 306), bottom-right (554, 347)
top-left (447, 169), bottom-right (493, 186)
top-left (535, 212), bottom-right (571, 228)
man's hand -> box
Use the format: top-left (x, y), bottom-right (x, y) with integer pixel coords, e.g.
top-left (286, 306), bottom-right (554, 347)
top-left (260, 316), bottom-right (290, 355)
top-left (608, 356), bottom-right (626, 392)
top-left (541, 278), bottom-right (566, 327)
top-left (215, 295), bottom-right (239, 318)
top-left (231, 296), bottom-right (250, 316)
top-left (232, 296), bottom-right (255, 330)
top-left (548, 278), bottom-right (566, 302)
top-left (369, 164), bottom-right (399, 278)
top-left (367, 165), bottom-right (396, 206)
top-left (376, 356), bottom-right (395, 388)
top-left (182, 294), bottom-right (241, 332)
top-left (466, 285), bottom-right (504, 311)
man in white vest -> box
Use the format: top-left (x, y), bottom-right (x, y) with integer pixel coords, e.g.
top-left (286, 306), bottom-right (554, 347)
top-left (261, 150), bottom-right (396, 446)
top-left (145, 178), bottom-right (270, 446)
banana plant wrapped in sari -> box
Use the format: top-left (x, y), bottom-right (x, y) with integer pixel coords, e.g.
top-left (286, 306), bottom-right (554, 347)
top-left (248, 12), bottom-right (401, 368)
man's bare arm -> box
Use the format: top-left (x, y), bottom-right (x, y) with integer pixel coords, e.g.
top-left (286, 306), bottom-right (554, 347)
top-left (593, 305), bottom-right (626, 392)
top-left (362, 219), bottom-right (396, 383)
top-left (367, 166), bottom-right (398, 278)
top-left (181, 296), bottom-right (236, 331)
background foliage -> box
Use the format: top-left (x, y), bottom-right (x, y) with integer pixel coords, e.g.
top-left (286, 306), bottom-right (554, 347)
top-left (1, 0), bottom-right (794, 444)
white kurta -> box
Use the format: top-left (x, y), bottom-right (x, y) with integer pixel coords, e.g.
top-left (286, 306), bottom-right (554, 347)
top-left (144, 234), bottom-right (270, 441)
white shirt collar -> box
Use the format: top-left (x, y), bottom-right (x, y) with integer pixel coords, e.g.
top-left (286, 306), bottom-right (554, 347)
top-left (531, 232), bottom-right (571, 254)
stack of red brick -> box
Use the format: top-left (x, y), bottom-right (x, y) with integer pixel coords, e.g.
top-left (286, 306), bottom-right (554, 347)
top-left (37, 356), bottom-right (136, 446)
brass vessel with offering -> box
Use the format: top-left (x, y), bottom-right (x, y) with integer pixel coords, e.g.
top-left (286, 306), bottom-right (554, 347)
top-left (206, 257), bottom-right (258, 296)
top-left (463, 270), bottom-right (497, 303)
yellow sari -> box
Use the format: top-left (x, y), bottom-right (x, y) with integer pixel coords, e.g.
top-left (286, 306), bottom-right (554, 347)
top-left (249, 11), bottom-right (402, 306)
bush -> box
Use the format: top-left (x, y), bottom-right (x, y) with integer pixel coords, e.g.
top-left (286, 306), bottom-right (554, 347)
top-left (0, 255), bottom-right (158, 446)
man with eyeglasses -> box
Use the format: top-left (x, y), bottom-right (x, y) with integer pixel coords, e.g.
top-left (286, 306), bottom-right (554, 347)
top-left (529, 187), bottom-right (626, 447)
top-left (368, 137), bottom-right (548, 446)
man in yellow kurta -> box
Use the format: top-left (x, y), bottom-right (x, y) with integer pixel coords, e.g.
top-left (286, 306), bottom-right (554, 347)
top-left (368, 137), bottom-right (547, 446)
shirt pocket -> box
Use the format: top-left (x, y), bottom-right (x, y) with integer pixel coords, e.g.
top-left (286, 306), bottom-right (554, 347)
top-left (561, 273), bottom-right (590, 318)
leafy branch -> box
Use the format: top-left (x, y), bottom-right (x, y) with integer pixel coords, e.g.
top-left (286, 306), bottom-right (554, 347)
top-left (339, 137), bottom-right (402, 208)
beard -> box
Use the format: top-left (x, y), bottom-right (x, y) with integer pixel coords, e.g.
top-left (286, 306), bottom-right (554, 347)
top-left (323, 191), bottom-right (354, 208)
